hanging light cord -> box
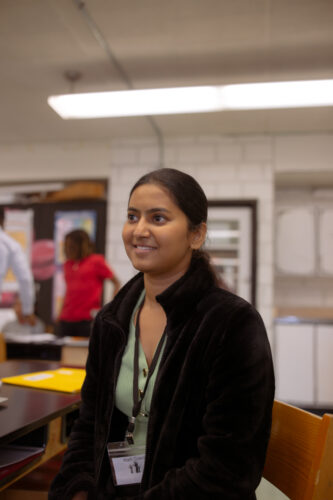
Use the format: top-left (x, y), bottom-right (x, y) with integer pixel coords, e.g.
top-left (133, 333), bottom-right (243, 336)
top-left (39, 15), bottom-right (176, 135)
top-left (73, 0), bottom-right (165, 167)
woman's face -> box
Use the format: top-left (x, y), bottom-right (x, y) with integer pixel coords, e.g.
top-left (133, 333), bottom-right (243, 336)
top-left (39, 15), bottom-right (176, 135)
top-left (122, 184), bottom-right (205, 280)
top-left (64, 237), bottom-right (79, 260)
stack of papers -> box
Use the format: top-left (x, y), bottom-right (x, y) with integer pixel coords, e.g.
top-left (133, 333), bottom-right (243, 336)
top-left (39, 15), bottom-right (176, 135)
top-left (4, 333), bottom-right (57, 344)
top-left (61, 336), bottom-right (89, 347)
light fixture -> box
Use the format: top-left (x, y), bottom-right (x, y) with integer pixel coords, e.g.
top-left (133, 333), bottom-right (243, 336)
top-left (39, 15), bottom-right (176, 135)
top-left (0, 182), bottom-right (65, 194)
top-left (47, 79), bottom-right (333, 119)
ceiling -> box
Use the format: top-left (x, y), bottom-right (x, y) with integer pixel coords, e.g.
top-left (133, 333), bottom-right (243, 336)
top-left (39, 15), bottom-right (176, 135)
top-left (1, 0), bottom-right (333, 143)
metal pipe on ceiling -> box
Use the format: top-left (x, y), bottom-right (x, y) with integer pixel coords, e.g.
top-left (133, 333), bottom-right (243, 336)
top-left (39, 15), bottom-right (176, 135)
top-left (73, 0), bottom-right (165, 168)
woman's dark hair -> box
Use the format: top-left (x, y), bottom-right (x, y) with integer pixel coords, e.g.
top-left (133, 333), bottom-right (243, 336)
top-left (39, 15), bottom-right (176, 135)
top-left (0, 207), bottom-right (5, 226)
top-left (129, 168), bottom-right (218, 280)
top-left (129, 168), bottom-right (207, 230)
top-left (65, 229), bottom-right (94, 260)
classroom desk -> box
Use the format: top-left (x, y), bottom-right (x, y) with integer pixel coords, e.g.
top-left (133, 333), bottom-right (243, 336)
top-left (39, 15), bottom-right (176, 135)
top-left (5, 336), bottom-right (89, 367)
top-left (5, 342), bottom-right (61, 361)
top-left (0, 360), bottom-right (81, 491)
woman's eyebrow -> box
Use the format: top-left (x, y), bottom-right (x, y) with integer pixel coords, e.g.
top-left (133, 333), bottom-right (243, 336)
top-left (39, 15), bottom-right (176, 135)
top-left (127, 206), bottom-right (171, 214)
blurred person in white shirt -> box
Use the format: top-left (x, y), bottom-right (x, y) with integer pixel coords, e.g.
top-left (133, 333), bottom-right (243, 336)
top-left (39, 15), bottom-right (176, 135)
top-left (0, 207), bottom-right (35, 326)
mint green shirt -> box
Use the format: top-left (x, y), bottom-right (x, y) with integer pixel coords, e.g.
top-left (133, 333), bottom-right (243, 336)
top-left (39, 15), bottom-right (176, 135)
top-left (115, 291), bottom-right (166, 445)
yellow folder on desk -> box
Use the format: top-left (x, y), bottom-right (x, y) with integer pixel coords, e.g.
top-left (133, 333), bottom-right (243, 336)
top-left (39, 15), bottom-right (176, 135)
top-left (1, 368), bottom-right (85, 393)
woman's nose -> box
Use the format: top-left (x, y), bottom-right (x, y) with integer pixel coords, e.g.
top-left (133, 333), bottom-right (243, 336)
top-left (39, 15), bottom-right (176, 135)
top-left (133, 217), bottom-right (150, 237)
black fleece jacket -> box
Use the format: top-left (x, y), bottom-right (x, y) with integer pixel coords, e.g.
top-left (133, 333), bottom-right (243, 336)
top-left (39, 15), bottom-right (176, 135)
top-left (49, 257), bottom-right (275, 500)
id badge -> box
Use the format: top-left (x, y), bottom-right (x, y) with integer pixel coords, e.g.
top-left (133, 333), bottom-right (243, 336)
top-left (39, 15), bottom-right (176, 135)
top-left (107, 441), bottom-right (146, 486)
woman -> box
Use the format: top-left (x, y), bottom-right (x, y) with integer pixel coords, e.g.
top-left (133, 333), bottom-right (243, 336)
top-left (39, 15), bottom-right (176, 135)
top-left (58, 229), bottom-right (120, 337)
top-left (49, 168), bottom-right (274, 499)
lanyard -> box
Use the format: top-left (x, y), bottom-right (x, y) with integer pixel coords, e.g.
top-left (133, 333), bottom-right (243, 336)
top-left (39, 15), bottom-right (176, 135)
top-left (126, 303), bottom-right (166, 445)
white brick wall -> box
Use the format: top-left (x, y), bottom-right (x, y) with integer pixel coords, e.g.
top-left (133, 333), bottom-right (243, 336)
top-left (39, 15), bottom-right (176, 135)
top-left (274, 134), bottom-right (333, 173)
top-left (106, 135), bottom-right (274, 341)
top-left (2, 132), bottom-right (333, 373)
top-left (0, 141), bottom-right (113, 180)
top-left (7, 132), bottom-right (333, 345)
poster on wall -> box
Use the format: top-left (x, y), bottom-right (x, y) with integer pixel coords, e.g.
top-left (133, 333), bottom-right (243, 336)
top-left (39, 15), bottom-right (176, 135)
top-left (52, 210), bottom-right (97, 321)
top-left (1, 209), bottom-right (34, 307)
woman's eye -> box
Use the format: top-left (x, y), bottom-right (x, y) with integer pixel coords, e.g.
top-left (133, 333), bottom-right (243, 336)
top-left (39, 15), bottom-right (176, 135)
top-left (153, 214), bottom-right (166, 223)
top-left (127, 213), bottom-right (138, 223)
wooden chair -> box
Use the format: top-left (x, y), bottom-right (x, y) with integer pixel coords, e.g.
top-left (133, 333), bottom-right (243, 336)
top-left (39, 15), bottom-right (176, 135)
top-left (0, 452), bottom-right (65, 500)
top-left (0, 332), bottom-right (7, 362)
top-left (263, 400), bottom-right (333, 499)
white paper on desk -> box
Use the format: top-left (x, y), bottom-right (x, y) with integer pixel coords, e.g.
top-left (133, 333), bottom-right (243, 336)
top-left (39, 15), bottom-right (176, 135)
top-left (4, 333), bottom-right (56, 344)
top-left (62, 336), bottom-right (89, 347)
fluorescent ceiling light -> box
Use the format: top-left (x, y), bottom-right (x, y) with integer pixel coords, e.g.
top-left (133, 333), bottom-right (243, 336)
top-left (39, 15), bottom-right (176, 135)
top-left (0, 183), bottom-right (65, 194)
top-left (48, 79), bottom-right (333, 119)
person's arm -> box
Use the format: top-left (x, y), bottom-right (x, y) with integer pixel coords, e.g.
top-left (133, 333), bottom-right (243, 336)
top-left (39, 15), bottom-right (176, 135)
top-left (96, 254), bottom-right (121, 299)
top-left (15, 302), bottom-right (36, 326)
top-left (110, 274), bottom-right (121, 298)
top-left (8, 243), bottom-right (35, 317)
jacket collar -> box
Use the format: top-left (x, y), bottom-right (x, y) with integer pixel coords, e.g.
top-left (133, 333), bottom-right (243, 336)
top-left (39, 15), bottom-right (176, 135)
top-left (156, 256), bottom-right (217, 325)
top-left (100, 255), bottom-right (217, 332)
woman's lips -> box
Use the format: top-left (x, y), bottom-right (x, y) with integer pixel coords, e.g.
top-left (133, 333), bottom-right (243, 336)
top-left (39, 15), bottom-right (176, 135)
top-left (133, 244), bottom-right (157, 252)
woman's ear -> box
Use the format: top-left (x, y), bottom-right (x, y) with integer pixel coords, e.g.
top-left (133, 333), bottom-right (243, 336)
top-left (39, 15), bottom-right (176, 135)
top-left (190, 222), bottom-right (207, 250)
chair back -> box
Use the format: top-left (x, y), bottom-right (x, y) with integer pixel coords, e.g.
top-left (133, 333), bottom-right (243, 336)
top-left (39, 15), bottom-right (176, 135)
top-left (0, 332), bottom-right (7, 361)
top-left (263, 400), bottom-right (333, 499)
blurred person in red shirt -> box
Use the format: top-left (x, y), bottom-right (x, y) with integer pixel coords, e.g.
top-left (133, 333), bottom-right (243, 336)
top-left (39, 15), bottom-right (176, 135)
top-left (57, 229), bottom-right (120, 337)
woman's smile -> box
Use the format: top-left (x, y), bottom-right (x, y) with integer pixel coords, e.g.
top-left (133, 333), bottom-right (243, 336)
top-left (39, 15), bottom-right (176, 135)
top-left (133, 244), bottom-right (158, 253)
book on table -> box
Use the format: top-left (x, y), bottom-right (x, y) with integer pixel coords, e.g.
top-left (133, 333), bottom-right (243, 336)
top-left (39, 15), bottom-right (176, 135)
top-left (1, 367), bottom-right (85, 393)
